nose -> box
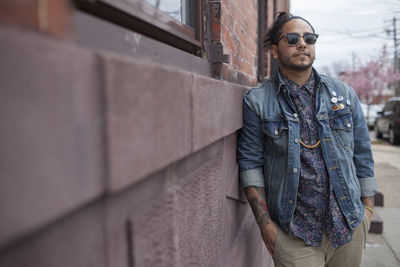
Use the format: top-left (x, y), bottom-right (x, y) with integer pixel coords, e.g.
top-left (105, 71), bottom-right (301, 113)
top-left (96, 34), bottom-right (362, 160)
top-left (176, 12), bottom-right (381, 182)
top-left (297, 36), bottom-right (307, 48)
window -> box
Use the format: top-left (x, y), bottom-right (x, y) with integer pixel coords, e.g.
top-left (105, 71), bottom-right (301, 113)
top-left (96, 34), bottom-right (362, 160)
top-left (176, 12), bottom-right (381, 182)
top-left (384, 101), bottom-right (396, 112)
top-left (395, 102), bottom-right (400, 115)
top-left (75, 0), bottom-right (203, 55)
top-left (145, 0), bottom-right (195, 29)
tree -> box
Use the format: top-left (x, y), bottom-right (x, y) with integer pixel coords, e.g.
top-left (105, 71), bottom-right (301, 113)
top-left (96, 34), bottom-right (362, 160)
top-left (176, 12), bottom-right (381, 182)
top-left (340, 46), bottom-right (400, 102)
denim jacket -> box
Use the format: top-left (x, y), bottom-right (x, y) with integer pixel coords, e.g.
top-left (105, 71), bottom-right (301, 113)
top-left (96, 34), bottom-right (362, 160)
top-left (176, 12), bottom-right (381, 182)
top-left (237, 69), bottom-right (379, 233)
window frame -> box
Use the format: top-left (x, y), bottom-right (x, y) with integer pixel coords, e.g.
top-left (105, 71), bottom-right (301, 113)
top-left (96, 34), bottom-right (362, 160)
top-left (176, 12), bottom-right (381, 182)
top-left (75, 0), bottom-right (204, 56)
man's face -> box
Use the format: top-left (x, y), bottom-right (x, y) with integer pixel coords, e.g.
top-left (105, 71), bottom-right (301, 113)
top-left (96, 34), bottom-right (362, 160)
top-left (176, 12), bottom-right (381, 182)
top-left (271, 19), bottom-right (316, 72)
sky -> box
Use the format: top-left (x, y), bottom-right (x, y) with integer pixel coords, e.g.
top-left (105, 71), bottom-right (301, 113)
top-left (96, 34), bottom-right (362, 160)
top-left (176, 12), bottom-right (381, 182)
top-left (291, 0), bottom-right (399, 74)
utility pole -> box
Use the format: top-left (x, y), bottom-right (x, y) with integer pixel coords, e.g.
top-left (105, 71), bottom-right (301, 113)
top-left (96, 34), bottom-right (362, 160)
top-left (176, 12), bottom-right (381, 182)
top-left (388, 17), bottom-right (400, 96)
top-left (394, 17), bottom-right (398, 71)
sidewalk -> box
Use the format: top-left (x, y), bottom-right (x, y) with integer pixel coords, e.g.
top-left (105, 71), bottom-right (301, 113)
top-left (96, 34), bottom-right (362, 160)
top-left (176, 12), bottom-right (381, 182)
top-left (361, 137), bottom-right (400, 267)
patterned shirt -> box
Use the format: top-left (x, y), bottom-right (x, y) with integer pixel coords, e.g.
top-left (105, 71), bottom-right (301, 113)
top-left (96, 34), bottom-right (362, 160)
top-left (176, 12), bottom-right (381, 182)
top-left (280, 71), bottom-right (353, 248)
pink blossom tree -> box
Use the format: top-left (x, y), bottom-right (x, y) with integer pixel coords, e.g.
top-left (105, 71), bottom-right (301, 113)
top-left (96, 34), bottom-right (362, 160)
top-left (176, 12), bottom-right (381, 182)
top-left (340, 46), bottom-right (400, 103)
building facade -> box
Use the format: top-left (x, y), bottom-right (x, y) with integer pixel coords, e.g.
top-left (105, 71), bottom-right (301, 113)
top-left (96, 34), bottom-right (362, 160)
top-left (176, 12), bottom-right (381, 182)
top-left (0, 0), bottom-right (289, 266)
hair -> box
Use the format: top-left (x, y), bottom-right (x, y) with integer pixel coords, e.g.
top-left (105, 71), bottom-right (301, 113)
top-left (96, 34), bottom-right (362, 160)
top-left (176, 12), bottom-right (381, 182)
top-left (264, 12), bottom-right (316, 48)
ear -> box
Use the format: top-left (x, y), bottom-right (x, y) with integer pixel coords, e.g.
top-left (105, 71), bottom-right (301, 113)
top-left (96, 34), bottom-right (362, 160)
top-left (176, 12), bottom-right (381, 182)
top-left (271, 45), bottom-right (278, 60)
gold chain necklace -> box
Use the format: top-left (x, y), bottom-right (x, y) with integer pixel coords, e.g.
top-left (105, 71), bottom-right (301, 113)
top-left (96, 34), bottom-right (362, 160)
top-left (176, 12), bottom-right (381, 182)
top-left (300, 139), bottom-right (321, 149)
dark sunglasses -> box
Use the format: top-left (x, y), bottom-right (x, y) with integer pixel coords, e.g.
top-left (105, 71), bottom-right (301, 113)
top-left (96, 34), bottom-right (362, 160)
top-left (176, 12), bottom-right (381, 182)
top-left (279, 32), bottom-right (319, 46)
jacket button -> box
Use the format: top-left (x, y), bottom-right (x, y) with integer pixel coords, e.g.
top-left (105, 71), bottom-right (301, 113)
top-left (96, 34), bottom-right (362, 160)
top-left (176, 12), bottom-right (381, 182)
top-left (295, 138), bottom-right (299, 144)
top-left (294, 113), bottom-right (298, 118)
top-left (293, 168), bottom-right (298, 173)
top-left (288, 200), bottom-right (293, 204)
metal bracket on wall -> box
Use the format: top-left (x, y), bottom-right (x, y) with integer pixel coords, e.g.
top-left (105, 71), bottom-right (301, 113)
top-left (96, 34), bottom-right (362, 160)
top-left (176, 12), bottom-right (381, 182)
top-left (209, 42), bottom-right (230, 65)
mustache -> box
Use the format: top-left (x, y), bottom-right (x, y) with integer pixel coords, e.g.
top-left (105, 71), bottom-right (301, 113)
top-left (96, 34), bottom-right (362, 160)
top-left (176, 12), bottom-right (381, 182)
top-left (293, 51), bottom-right (311, 57)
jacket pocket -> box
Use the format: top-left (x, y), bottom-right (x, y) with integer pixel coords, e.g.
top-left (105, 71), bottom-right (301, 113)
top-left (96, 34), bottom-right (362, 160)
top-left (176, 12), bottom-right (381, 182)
top-left (262, 120), bottom-right (288, 155)
top-left (329, 113), bottom-right (354, 150)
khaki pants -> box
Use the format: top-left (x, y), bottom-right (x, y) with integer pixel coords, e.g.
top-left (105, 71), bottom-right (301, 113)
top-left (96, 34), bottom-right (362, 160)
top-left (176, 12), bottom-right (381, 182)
top-left (273, 215), bottom-right (370, 267)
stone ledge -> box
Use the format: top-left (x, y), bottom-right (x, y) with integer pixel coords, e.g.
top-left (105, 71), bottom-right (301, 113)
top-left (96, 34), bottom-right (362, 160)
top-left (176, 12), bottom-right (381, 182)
top-left (101, 52), bottom-right (193, 192)
top-left (192, 75), bottom-right (246, 152)
top-left (0, 26), bottom-right (247, 249)
top-left (0, 202), bottom-right (106, 267)
top-left (102, 138), bottom-right (226, 267)
top-left (0, 26), bottom-right (104, 249)
top-left (101, 52), bottom-right (247, 193)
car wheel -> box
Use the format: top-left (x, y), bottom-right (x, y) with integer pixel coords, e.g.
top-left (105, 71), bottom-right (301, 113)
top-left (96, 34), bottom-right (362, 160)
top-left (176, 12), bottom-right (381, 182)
top-left (374, 123), bottom-right (382, 139)
top-left (389, 127), bottom-right (400, 145)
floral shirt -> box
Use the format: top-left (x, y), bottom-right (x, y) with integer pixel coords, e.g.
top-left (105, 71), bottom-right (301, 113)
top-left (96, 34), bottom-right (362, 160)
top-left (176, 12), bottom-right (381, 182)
top-left (281, 71), bottom-right (353, 248)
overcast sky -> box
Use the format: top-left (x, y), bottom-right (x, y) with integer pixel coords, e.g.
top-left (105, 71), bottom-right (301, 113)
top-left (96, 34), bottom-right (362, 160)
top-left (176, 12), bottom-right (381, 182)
top-left (291, 0), bottom-right (399, 73)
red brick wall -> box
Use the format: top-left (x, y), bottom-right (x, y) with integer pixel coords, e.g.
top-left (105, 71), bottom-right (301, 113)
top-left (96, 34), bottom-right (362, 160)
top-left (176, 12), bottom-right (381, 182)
top-left (0, 0), bottom-right (73, 38)
top-left (219, 0), bottom-right (259, 86)
top-left (211, 0), bottom-right (289, 86)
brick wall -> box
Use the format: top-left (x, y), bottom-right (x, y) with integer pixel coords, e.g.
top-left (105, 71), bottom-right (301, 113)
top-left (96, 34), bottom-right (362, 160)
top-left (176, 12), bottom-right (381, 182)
top-left (211, 0), bottom-right (289, 86)
top-left (0, 0), bottom-right (73, 38)
top-left (0, 1), bottom-right (288, 266)
top-left (210, 0), bottom-right (258, 86)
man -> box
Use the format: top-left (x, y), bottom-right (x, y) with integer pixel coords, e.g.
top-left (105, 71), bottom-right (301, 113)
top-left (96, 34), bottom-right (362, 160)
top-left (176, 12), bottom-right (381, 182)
top-left (237, 12), bottom-right (378, 267)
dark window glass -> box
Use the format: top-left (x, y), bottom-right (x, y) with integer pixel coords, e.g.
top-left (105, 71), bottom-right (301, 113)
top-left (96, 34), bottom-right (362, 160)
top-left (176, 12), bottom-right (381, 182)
top-left (389, 102), bottom-right (396, 112)
top-left (395, 102), bottom-right (400, 115)
top-left (144, 0), bottom-right (195, 28)
top-left (384, 101), bottom-right (396, 112)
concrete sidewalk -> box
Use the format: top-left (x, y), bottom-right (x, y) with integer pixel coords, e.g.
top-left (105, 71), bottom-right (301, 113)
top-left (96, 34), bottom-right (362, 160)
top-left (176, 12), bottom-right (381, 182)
top-left (361, 142), bottom-right (400, 267)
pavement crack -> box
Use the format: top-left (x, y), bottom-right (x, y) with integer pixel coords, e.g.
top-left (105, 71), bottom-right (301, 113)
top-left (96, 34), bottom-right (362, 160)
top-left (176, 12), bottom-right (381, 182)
top-left (382, 235), bottom-right (400, 264)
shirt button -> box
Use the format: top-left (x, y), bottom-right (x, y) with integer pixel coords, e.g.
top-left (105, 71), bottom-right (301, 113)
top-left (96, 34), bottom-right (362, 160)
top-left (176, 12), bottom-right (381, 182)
top-left (288, 200), bottom-right (293, 204)
top-left (295, 138), bottom-right (299, 144)
top-left (293, 168), bottom-right (298, 173)
top-left (293, 113), bottom-right (298, 118)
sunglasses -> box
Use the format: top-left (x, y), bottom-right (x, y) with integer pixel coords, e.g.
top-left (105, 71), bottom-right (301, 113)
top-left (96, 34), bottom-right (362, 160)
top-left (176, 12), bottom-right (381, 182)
top-left (278, 32), bottom-right (319, 46)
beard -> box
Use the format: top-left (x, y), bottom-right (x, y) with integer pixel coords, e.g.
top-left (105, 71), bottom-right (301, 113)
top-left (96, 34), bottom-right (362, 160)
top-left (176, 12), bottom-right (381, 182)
top-left (277, 50), bottom-right (315, 72)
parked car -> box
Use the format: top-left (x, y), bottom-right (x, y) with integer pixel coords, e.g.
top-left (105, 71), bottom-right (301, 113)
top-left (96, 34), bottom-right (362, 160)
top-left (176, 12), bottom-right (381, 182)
top-left (360, 103), bottom-right (385, 130)
top-left (374, 97), bottom-right (400, 145)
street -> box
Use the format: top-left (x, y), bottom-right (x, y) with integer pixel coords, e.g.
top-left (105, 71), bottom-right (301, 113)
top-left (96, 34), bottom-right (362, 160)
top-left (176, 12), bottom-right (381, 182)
top-left (362, 132), bottom-right (400, 267)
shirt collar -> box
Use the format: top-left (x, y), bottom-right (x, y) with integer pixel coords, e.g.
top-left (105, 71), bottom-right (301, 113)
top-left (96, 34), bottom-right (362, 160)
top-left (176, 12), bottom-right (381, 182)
top-left (282, 70), bottom-right (315, 96)
top-left (275, 67), bottom-right (322, 95)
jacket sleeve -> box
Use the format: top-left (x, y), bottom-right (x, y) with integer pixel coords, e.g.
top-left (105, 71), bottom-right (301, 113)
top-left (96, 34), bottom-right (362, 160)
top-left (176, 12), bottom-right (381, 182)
top-left (237, 93), bottom-right (265, 188)
top-left (351, 92), bottom-right (379, 197)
